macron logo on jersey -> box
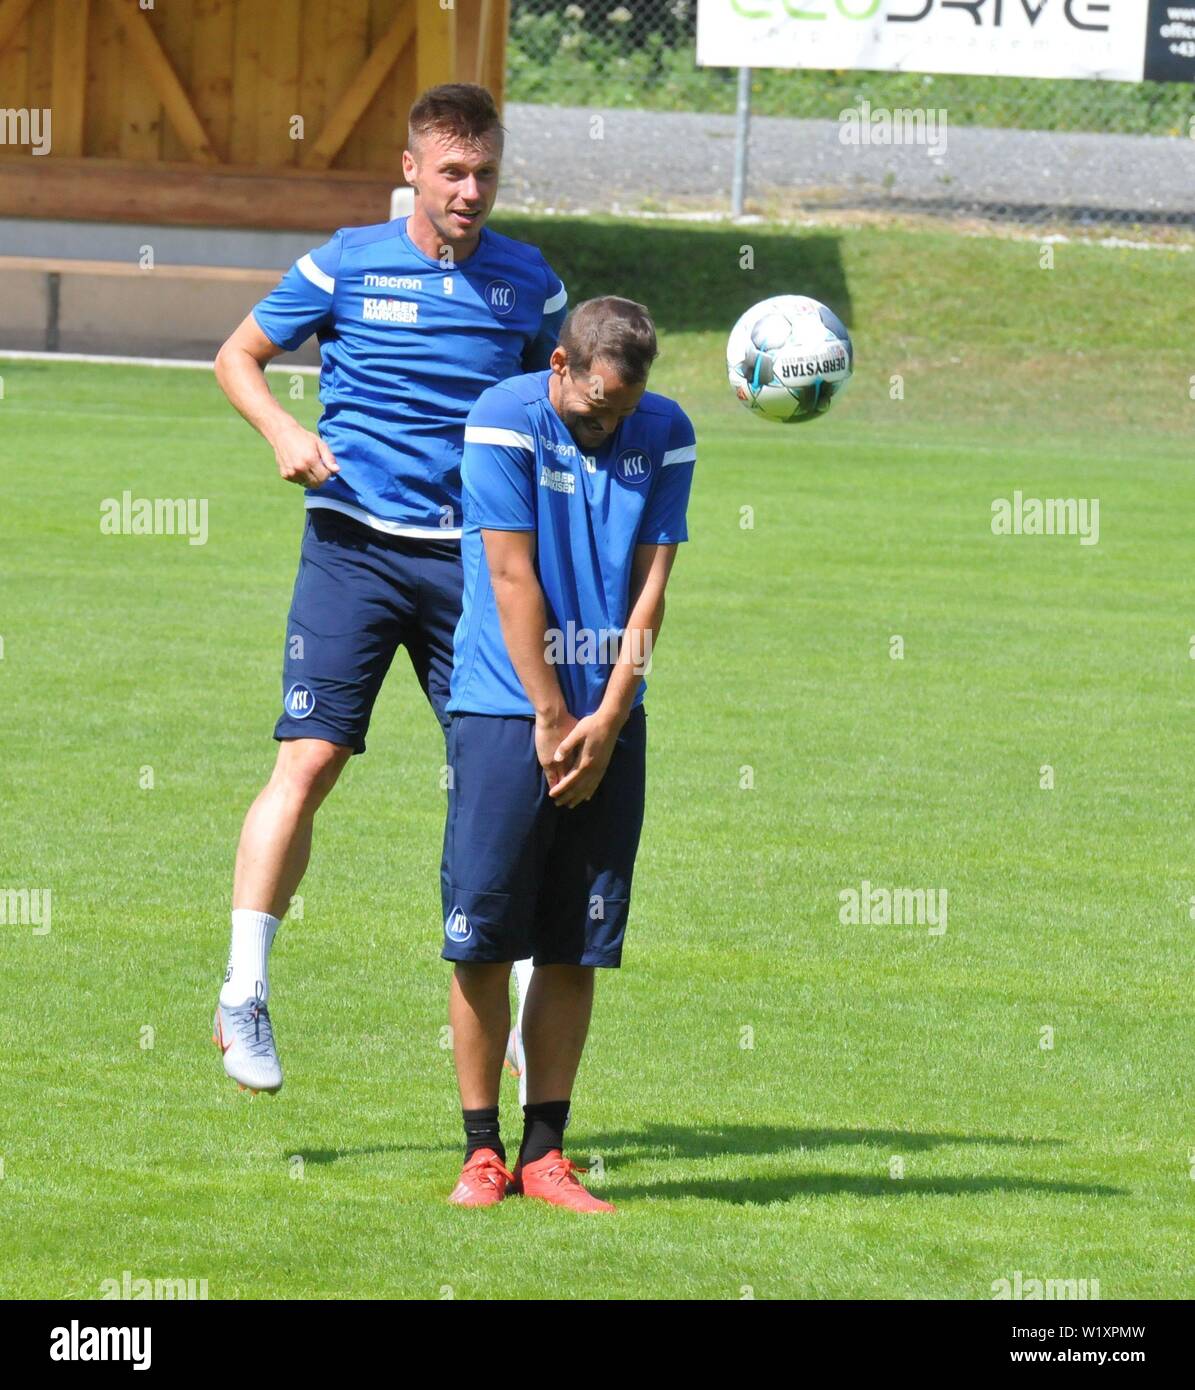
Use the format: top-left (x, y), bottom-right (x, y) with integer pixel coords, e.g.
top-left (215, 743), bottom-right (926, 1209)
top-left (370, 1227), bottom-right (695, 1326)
top-left (363, 298), bottom-right (418, 325)
top-left (362, 273), bottom-right (423, 291)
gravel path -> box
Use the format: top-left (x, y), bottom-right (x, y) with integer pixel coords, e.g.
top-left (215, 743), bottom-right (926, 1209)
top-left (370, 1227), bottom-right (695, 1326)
top-left (501, 103), bottom-right (1195, 225)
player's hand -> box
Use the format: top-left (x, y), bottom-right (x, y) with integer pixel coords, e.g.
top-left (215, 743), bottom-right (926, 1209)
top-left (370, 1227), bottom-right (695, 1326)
top-left (272, 420), bottom-right (339, 488)
top-left (535, 709), bottom-right (578, 791)
top-left (548, 712), bottom-right (620, 809)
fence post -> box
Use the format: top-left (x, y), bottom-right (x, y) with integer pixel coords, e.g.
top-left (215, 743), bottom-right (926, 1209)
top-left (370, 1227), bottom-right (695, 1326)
top-left (46, 271), bottom-right (61, 352)
top-left (732, 65), bottom-right (751, 218)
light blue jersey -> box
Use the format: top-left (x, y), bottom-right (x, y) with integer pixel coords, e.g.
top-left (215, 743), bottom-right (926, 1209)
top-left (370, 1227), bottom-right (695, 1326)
top-left (449, 370), bottom-right (697, 718)
top-left (252, 218), bottom-right (567, 539)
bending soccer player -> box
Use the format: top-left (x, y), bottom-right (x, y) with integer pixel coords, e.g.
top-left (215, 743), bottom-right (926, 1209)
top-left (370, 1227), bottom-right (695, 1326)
top-left (441, 297), bottom-right (696, 1210)
top-left (211, 84), bottom-right (566, 1094)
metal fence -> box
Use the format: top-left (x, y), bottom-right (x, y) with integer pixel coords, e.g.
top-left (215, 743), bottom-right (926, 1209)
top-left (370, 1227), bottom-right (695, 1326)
top-left (504, 0), bottom-right (1195, 229)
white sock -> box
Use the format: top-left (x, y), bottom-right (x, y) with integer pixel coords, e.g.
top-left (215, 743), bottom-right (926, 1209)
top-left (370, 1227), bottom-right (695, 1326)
top-left (512, 958), bottom-right (534, 1107)
top-left (220, 909), bottom-right (280, 1006)
top-left (513, 958), bottom-right (534, 1032)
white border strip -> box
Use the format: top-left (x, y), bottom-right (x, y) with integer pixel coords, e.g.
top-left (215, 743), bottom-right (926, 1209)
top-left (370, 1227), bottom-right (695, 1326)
top-left (296, 253), bottom-right (335, 294)
top-left (465, 425), bottom-right (534, 450)
top-left (0, 349), bottom-right (321, 373)
top-left (306, 497), bottom-right (461, 540)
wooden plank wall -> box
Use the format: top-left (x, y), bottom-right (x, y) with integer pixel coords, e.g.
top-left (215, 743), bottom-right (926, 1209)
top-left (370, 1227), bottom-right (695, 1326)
top-left (0, 0), bottom-right (509, 172)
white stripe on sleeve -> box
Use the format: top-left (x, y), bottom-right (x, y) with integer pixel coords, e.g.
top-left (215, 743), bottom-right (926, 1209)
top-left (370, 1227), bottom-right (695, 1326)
top-left (296, 253), bottom-right (335, 294)
top-left (543, 283), bottom-right (567, 315)
top-left (662, 444), bottom-right (697, 467)
top-left (465, 426), bottom-right (535, 451)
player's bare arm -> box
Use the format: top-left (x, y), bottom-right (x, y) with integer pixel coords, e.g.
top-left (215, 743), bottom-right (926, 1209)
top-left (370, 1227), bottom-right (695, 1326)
top-left (481, 527), bottom-right (576, 787)
top-left (214, 313), bottom-right (339, 489)
top-left (550, 541), bottom-right (677, 809)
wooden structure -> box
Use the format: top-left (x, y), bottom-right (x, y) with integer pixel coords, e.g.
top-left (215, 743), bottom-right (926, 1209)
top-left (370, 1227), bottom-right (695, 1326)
top-left (0, 0), bottom-right (511, 230)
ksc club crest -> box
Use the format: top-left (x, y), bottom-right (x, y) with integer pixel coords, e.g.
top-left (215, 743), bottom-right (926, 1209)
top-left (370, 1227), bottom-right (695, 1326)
top-left (445, 906), bottom-right (472, 943)
top-left (616, 448), bottom-right (652, 487)
top-left (485, 279), bottom-right (516, 316)
top-left (284, 683), bottom-right (315, 719)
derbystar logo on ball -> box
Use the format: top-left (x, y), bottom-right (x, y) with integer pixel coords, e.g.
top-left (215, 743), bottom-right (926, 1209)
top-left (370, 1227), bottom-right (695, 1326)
top-left (727, 294), bottom-right (854, 425)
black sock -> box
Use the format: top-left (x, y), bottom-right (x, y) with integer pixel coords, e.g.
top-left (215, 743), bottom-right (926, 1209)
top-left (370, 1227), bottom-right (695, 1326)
top-left (462, 1106), bottom-right (504, 1163)
top-left (519, 1100), bottom-right (571, 1167)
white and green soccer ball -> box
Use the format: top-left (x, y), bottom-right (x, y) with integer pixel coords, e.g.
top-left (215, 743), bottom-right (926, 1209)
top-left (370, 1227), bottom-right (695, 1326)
top-left (727, 294), bottom-right (853, 425)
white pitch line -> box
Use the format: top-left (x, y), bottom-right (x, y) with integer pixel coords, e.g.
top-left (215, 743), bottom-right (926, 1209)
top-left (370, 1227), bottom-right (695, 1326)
top-left (0, 348), bottom-right (321, 373)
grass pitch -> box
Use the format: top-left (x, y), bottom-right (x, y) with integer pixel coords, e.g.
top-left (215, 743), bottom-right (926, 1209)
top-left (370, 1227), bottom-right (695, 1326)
top-left (0, 217), bottom-right (1191, 1299)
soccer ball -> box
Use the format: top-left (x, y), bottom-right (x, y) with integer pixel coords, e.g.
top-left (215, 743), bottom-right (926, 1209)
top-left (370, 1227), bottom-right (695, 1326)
top-left (727, 295), bottom-right (853, 425)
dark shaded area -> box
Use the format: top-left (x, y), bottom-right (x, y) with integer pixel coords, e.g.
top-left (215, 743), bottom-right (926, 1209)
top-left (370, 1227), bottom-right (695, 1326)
top-left (490, 216), bottom-right (853, 334)
top-left (833, 196), bottom-right (1195, 230)
top-left (602, 1173), bottom-right (1123, 1204)
top-left (290, 1123), bottom-right (1118, 1210)
top-left (591, 1123), bottom-right (1065, 1163)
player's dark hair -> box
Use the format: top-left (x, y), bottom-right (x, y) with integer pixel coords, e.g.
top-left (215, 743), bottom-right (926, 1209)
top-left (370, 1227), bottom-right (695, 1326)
top-left (408, 84), bottom-right (504, 152)
top-left (559, 297), bottom-right (659, 385)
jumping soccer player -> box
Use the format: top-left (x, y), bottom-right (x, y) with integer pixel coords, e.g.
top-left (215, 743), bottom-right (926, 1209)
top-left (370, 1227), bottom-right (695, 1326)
top-left (211, 84), bottom-right (566, 1094)
top-left (441, 297), bottom-right (696, 1210)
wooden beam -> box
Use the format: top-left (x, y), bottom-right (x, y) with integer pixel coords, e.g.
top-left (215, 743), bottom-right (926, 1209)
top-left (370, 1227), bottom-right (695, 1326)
top-left (191, 0), bottom-right (235, 164)
top-left (256, 0), bottom-right (301, 168)
top-left (490, 0), bottom-right (510, 110)
top-left (155, 0), bottom-right (194, 163)
top-left (50, 0), bottom-right (89, 156)
top-left (302, 0), bottom-right (413, 170)
top-left (25, 0), bottom-right (50, 112)
top-left (0, 155), bottom-right (397, 230)
top-left (416, 0), bottom-right (453, 97)
top-left (0, 0), bottom-right (36, 57)
top-left (0, 0), bottom-right (30, 136)
top-left (476, 0), bottom-right (492, 84)
top-left (0, 254), bottom-right (286, 282)
top-left (86, 0), bottom-right (122, 157)
top-left (103, 0), bottom-right (216, 164)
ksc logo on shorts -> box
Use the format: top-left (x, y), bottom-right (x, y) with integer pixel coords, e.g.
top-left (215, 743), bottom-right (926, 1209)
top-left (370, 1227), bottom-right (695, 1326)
top-left (445, 906), bottom-right (472, 944)
top-left (616, 449), bottom-right (652, 486)
top-left (284, 683), bottom-right (315, 719)
top-left (485, 279), bottom-right (516, 316)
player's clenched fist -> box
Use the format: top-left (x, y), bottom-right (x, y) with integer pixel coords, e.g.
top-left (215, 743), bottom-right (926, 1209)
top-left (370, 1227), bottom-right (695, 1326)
top-left (272, 420), bottom-right (339, 488)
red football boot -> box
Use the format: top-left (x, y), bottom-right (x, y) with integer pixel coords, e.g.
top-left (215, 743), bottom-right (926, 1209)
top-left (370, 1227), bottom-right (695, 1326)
top-left (448, 1148), bottom-right (515, 1207)
top-left (515, 1150), bottom-right (615, 1213)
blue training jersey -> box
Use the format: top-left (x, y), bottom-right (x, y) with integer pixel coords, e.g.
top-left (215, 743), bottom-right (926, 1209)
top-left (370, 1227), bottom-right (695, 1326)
top-left (449, 370), bottom-right (697, 718)
top-left (251, 218), bottom-right (567, 539)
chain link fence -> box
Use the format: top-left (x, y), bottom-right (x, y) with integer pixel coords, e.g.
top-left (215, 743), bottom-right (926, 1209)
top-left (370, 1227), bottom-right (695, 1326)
top-left (504, 0), bottom-right (1195, 229)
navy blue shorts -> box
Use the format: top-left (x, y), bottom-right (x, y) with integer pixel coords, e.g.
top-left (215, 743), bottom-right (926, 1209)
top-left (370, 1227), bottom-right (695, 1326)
top-left (440, 707), bottom-right (647, 968)
top-left (274, 508), bottom-right (463, 752)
